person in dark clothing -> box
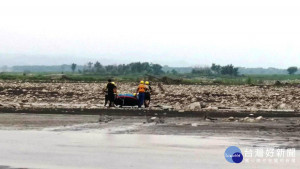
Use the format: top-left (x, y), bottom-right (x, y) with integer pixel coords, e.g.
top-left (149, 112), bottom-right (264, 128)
top-left (106, 79), bottom-right (117, 107)
top-left (144, 81), bottom-right (152, 107)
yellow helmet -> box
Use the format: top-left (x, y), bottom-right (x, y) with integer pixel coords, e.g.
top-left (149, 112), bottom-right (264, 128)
top-left (140, 80), bottom-right (144, 84)
top-left (145, 81), bottom-right (149, 85)
top-left (111, 82), bottom-right (115, 85)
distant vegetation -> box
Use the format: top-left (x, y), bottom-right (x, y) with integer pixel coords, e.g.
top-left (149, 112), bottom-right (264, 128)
top-left (79, 62), bottom-right (164, 75)
top-left (71, 63), bottom-right (77, 73)
top-left (1, 62), bottom-right (300, 85)
top-left (5, 63), bottom-right (299, 75)
top-left (191, 64), bottom-right (239, 76)
top-left (287, 66), bottom-right (298, 75)
top-left (5, 62), bottom-right (164, 75)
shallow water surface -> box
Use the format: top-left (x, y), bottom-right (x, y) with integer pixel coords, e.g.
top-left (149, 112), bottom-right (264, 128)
top-left (0, 129), bottom-right (298, 169)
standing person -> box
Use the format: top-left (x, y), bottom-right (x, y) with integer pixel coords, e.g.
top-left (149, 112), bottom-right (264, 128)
top-left (144, 81), bottom-right (152, 108)
top-left (136, 80), bottom-right (147, 108)
top-left (106, 79), bottom-right (116, 107)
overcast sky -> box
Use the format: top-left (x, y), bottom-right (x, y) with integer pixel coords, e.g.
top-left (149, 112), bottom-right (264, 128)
top-left (1, 0), bottom-right (300, 68)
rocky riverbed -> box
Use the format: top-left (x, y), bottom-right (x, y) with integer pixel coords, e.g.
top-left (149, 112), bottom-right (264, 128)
top-left (0, 81), bottom-right (299, 112)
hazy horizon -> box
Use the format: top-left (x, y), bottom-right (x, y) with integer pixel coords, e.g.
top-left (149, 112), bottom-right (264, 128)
top-left (1, 0), bottom-right (300, 68)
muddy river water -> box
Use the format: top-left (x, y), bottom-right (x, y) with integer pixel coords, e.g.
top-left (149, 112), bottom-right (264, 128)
top-left (0, 113), bottom-right (299, 169)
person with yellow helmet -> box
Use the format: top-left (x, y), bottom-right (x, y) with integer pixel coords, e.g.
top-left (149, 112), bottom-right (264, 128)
top-left (144, 81), bottom-right (152, 107)
top-left (136, 80), bottom-right (148, 108)
top-left (111, 82), bottom-right (117, 94)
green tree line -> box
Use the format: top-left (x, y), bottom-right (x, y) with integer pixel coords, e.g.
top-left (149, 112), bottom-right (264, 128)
top-left (72, 62), bottom-right (164, 75)
top-left (192, 63), bottom-right (239, 76)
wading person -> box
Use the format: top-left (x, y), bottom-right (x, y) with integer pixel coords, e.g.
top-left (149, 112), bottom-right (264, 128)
top-left (136, 80), bottom-right (148, 108)
top-left (106, 79), bottom-right (116, 107)
top-left (144, 81), bottom-right (152, 108)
